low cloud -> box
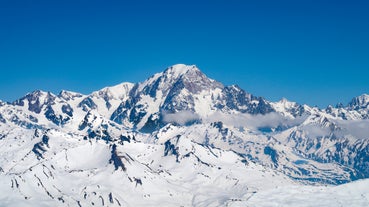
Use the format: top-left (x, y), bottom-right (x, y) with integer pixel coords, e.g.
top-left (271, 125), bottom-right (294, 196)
top-left (299, 119), bottom-right (369, 140)
top-left (203, 112), bottom-right (305, 130)
top-left (162, 110), bottom-right (369, 139)
top-left (334, 119), bottom-right (369, 139)
top-left (301, 125), bottom-right (332, 138)
top-left (163, 111), bottom-right (200, 125)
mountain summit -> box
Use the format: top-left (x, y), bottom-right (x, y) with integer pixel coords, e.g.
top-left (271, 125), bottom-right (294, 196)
top-left (110, 64), bottom-right (274, 130)
top-left (0, 64), bottom-right (368, 206)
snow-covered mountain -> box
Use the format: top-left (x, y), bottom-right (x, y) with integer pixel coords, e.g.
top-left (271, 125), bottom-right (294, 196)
top-left (110, 64), bottom-right (273, 131)
top-left (0, 64), bottom-right (368, 206)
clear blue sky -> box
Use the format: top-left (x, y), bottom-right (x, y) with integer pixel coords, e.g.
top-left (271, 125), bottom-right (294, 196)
top-left (0, 0), bottom-right (368, 107)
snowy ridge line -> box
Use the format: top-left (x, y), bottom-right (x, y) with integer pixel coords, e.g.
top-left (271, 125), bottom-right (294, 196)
top-left (0, 64), bottom-right (368, 206)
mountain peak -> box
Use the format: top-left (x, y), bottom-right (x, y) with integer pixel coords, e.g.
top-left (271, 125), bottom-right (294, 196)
top-left (92, 82), bottom-right (134, 100)
top-left (22, 90), bottom-right (56, 102)
top-left (13, 90), bottom-right (57, 113)
top-left (58, 90), bottom-right (83, 101)
top-left (348, 94), bottom-right (369, 109)
top-left (275, 97), bottom-right (297, 107)
top-left (164, 64), bottom-right (199, 77)
top-left (136, 64), bottom-right (221, 97)
top-left (357, 94), bottom-right (369, 101)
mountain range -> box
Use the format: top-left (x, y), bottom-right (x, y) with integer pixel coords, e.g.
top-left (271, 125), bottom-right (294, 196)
top-left (0, 64), bottom-right (368, 206)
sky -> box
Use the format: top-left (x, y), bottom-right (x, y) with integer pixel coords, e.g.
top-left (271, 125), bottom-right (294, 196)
top-left (0, 0), bottom-right (368, 108)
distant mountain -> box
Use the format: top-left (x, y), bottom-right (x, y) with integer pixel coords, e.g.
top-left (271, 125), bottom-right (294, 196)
top-left (0, 64), bottom-right (368, 206)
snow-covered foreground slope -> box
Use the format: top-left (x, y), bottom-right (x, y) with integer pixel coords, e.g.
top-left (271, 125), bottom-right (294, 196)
top-left (243, 179), bottom-right (369, 207)
top-left (0, 128), bottom-right (295, 207)
top-left (1, 127), bottom-right (367, 207)
top-left (0, 64), bottom-right (369, 206)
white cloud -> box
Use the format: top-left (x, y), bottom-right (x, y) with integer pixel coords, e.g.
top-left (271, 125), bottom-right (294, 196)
top-left (162, 110), bottom-right (369, 139)
top-left (301, 125), bottom-right (332, 138)
top-left (299, 119), bottom-right (369, 140)
top-left (202, 112), bottom-right (305, 130)
top-left (163, 111), bottom-right (200, 125)
top-left (335, 119), bottom-right (369, 139)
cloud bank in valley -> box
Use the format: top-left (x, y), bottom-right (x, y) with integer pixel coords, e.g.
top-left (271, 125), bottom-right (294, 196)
top-left (162, 111), bottom-right (200, 125)
top-left (162, 111), bottom-right (369, 139)
top-left (203, 112), bottom-right (306, 130)
top-left (335, 119), bottom-right (369, 140)
top-left (163, 111), bottom-right (305, 129)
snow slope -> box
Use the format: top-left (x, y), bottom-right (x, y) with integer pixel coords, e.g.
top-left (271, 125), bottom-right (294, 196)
top-left (243, 179), bottom-right (369, 207)
top-left (0, 64), bottom-right (368, 206)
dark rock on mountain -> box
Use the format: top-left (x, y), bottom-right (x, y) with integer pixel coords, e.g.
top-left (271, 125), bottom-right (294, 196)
top-left (78, 97), bottom-right (97, 112)
top-left (14, 90), bottom-right (56, 114)
top-left (109, 144), bottom-right (126, 171)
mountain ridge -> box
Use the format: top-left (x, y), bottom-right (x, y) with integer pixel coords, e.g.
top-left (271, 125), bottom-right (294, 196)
top-left (0, 64), bottom-right (368, 206)
top-left (9, 64), bottom-right (368, 114)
